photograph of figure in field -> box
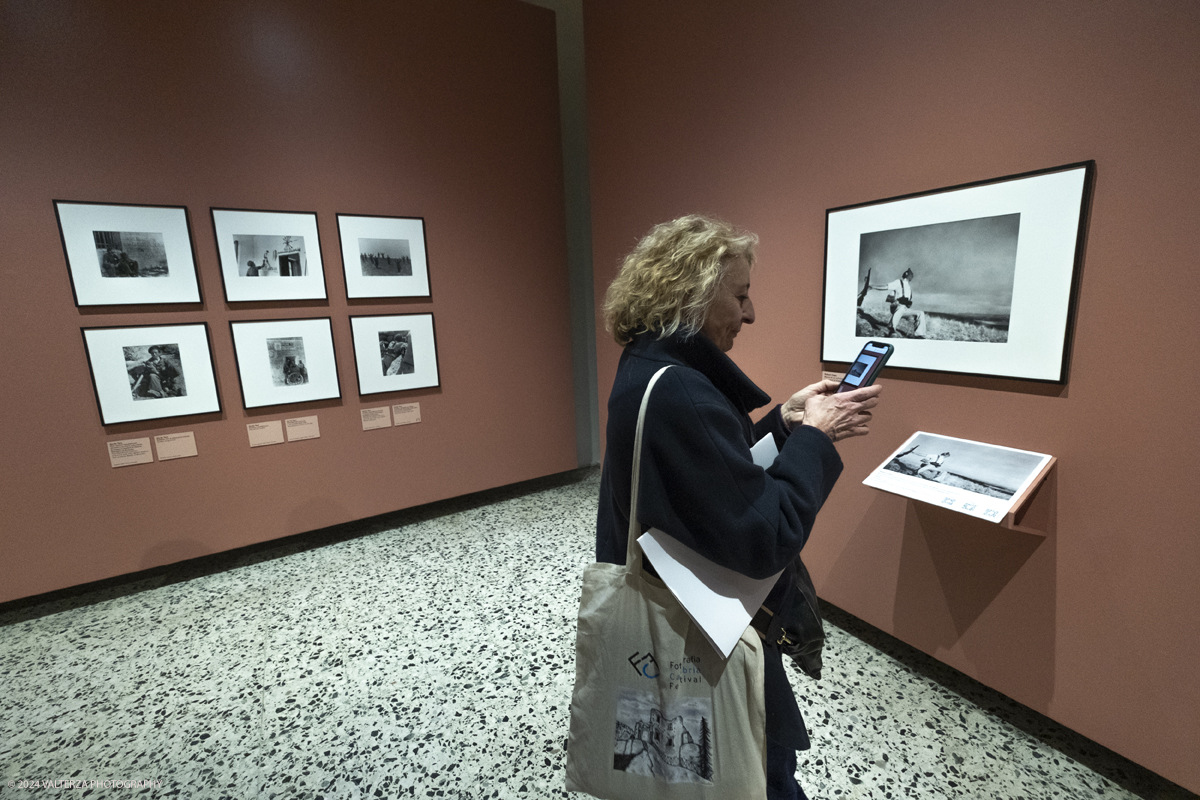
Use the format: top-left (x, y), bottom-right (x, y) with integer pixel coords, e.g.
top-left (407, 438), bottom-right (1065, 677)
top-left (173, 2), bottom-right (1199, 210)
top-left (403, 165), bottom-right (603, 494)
top-left (378, 330), bottom-right (414, 376)
top-left (123, 343), bottom-right (185, 399)
top-left (883, 433), bottom-right (1044, 501)
top-left (94, 231), bottom-right (169, 278)
top-left (232, 234), bottom-right (307, 277)
top-left (359, 237), bottom-right (413, 277)
top-left (855, 213), bottom-right (1020, 342)
top-left (266, 337), bottom-right (309, 386)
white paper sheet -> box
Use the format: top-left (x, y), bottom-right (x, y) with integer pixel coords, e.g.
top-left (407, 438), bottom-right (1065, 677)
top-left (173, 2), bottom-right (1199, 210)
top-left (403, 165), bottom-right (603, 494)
top-left (749, 430), bottom-right (779, 468)
top-left (637, 433), bottom-right (784, 658)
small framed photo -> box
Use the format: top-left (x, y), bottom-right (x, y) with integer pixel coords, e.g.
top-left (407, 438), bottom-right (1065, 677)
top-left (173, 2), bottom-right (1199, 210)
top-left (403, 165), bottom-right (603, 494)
top-left (211, 208), bottom-right (327, 302)
top-left (229, 318), bottom-right (341, 408)
top-left (336, 214), bottom-right (430, 298)
top-left (81, 323), bottom-right (220, 425)
top-left (54, 200), bottom-right (202, 306)
top-left (349, 313), bottom-right (440, 395)
top-left (822, 161), bottom-right (1095, 383)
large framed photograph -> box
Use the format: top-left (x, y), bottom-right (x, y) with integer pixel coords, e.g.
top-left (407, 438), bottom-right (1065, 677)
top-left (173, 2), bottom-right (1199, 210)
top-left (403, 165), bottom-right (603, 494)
top-left (336, 214), bottom-right (430, 298)
top-left (349, 313), bottom-right (440, 395)
top-left (822, 161), bottom-right (1094, 382)
top-left (863, 431), bottom-right (1053, 523)
top-left (229, 318), bottom-right (341, 408)
top-left (81, 323), bottom-right (220, 424)
top-left (54, 201), bottom-right (202, 306)
top-left (211, 208), bottom-right (327, 302)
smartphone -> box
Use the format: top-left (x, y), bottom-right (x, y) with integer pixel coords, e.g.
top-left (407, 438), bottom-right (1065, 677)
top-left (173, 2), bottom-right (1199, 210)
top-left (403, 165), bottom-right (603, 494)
top-left (835, 341), bottom-right (893, 393)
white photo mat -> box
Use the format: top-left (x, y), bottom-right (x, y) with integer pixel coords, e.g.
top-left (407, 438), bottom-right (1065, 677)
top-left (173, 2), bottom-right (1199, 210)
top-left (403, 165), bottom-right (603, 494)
top-left (863, 431), bottom-right (1053, 523)
top-left (822, 162), bottom-right (1092, 382)
top-left (230, 318), bottom-right (341, 408)
top-left (349, 314), bottom-right (440, 395)
top-left (82, 324), bottom-right (220, 425)
top-left (55, 201), bottom-right (201, 306)
top-left (337, 214), bottom-right (430, 298)
top-left (211, 208), bottom-right (327, 302)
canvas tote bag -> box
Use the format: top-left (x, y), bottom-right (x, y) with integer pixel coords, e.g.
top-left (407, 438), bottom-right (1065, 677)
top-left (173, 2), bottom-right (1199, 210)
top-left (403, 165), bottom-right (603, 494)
top-left (565, 366), bottom-right (767, 799)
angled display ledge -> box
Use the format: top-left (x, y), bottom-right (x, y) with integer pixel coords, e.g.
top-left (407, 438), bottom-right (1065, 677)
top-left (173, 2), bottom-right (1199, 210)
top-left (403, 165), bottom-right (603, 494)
top-left (863, 431), bottom-right (1056, 536)
top-left (998, 458), bottom-right (1056, 536)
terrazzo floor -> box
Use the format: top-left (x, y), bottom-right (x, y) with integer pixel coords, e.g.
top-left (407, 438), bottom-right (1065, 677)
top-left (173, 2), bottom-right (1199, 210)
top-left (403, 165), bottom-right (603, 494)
top-left (0, 470), bottom-right (1192, 799)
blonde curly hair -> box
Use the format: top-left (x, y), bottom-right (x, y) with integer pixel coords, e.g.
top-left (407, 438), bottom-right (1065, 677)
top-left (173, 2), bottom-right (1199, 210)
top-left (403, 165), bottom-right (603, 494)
top-left (603, 215), bottom-right (758, 346)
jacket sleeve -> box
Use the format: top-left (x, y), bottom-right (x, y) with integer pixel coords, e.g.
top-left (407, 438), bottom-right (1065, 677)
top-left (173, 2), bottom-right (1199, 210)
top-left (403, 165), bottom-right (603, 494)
top-left (753, 403), bottom-right (790, 451)
top-left (636, 368), bottom-right (843, 579)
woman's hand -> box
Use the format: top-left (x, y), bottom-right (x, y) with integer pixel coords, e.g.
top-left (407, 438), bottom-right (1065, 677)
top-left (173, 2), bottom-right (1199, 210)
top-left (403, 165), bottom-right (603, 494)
top-left (777, 381), bottom-right (835, 431)
top-left (801, 383), bottom-right (882, 442)
top-left (781, 380), bottom-right (839, 431)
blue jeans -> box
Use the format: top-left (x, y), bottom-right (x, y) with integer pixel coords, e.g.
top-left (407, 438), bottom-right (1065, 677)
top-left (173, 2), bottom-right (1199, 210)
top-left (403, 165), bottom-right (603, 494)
top-left (767, 740), bottom-right (810, 800)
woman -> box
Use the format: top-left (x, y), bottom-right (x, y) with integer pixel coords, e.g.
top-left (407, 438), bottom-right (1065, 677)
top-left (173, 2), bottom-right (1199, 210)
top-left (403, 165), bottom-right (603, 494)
top-left (596, 215), bottom-right (881, 800)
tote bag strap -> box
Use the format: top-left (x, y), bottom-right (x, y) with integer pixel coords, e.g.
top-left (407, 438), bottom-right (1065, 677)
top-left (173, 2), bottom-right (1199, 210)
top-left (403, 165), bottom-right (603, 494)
top-left (626, 365), bottom-right (673, 573)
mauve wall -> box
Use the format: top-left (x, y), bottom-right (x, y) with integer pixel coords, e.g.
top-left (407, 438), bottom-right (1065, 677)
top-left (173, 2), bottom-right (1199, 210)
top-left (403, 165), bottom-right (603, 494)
top-left (585, 0), bottom-right (1199, 791)
top-left (0, 0), bottom-right (576, 603)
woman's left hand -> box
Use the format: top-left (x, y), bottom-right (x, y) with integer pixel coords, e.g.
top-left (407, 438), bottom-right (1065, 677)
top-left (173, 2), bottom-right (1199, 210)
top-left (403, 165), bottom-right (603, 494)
top-left (782, 380), bottom-right (839, 430)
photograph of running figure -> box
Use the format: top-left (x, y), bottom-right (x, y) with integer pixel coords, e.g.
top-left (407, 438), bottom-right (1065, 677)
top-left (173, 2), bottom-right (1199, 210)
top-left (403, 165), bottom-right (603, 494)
top-left (873, 431), bottom-right (1051, 504)
top-left (855, 214), bottom-right (1020, 342)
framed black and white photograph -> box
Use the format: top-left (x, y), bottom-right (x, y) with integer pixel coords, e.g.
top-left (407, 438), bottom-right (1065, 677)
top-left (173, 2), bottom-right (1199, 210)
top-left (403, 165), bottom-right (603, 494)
top-left (349, 313), bottom-right (440, 395)
top-left (55, 201), bottom-right (202, 306)
top-left (863, 431), bottom-right (1053, 523)
top-left (336, 214), bottom-right (430, 298)
top-left (81, 323), bottom-right (220, 424)
top-left (229, 318), bottom-right (340, 408)
top-left (822, 161), bottom-right (1094, 382)
top-left (211, 208), bottom-right (327, 302)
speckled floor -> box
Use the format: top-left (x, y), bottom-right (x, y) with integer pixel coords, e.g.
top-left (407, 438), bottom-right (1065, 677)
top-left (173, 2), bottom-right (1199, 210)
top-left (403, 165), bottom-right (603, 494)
top-left (0, 469), bottom-right (1191, 799)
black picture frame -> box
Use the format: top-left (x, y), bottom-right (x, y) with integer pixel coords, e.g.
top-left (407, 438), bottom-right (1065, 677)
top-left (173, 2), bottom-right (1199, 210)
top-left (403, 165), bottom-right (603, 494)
top-left (229, 317), bottom-right (341, 408)
top-left (55, 200), bottom-right (202, 307)
top-left (821, 161), bottom-right (1095, 383)
top-left (211, 207), bottom-right (328, 303)
top-left (81, 323), bottom-right (221, 425)
top-left (336, 214), bottom-right (432, 299)
top-left (348, 313), bottom-right (441, 395)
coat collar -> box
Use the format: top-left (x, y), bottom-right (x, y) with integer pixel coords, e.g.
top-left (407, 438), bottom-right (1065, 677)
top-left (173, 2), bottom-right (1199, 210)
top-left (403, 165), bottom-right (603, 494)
top-left (625, 330), bottom-right (772, 413)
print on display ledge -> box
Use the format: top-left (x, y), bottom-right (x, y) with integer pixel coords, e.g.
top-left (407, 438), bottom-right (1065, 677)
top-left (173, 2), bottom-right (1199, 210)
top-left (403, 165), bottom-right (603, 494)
top-left (229, 318), bottom-right (340, 409)
top-left (54, 200), bottom-right (202, 306)
top-left (863, 431), bottom-right (1054, 525)
top-left (349, 313), bottom-right (439, 395)
top-left (81, 323), bottom-right (220, 425)
top-left (821, 161), bottom-right (1095, 383)
top-left (337, 214), bottom-right (430, 298)
top-left (211, 208), bottom-right (328, 303)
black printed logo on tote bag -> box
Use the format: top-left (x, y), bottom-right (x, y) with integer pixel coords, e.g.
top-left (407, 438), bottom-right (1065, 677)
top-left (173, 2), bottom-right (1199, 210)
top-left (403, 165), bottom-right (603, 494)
top-left (628, 652), bottom-right (660, 678)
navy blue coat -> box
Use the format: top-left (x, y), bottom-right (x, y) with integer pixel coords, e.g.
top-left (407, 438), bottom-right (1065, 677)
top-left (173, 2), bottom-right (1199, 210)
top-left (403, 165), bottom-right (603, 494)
top-left (596, 331), bottom-right (843, 751)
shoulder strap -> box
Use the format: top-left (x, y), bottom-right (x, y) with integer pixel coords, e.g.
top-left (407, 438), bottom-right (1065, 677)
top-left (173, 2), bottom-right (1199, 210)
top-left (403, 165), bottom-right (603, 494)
top-left (625, 365), bottom-right (673, 572)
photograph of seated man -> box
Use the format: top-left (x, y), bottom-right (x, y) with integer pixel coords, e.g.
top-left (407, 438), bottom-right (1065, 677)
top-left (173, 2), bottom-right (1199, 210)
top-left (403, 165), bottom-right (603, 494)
top-left (125, 344), bottom-right (185, 399)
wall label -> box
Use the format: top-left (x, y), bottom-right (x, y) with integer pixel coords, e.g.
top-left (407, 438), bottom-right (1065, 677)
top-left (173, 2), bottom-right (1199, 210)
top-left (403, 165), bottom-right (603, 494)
top-left (107, 437), bottom-right (153, 468)
top-left (247, 420), bottom-right (285, 447)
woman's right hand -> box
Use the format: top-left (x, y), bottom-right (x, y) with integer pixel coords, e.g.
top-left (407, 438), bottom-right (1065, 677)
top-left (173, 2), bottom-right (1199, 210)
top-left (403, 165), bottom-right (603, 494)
top-left (802, 383), bottom-right (882, 442)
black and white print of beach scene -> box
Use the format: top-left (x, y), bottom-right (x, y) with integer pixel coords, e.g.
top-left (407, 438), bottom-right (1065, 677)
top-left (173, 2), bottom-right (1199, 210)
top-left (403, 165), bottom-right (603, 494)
top-left (855, 213), bottom-right (1020, 342)
top-left (883, 432), bottom-right (1044, 501)
top-left (359, 237), bottom-right (413, 277)
top-left (612, 689), bottom-right (713, 784)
